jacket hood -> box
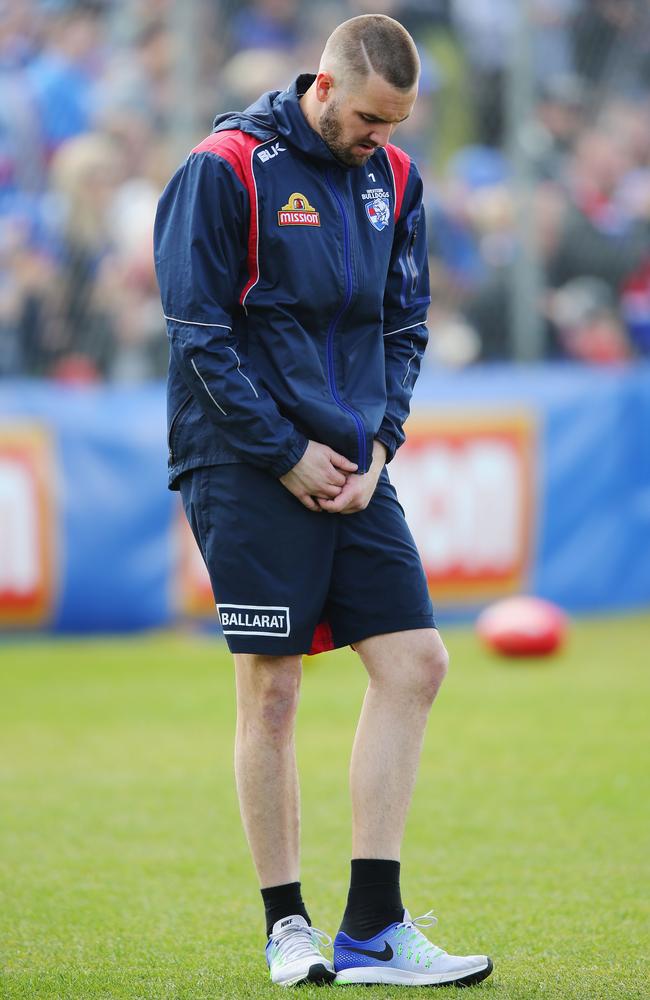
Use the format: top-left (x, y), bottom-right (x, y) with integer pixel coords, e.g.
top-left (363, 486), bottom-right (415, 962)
top-left (212, 74), bottom-right (345, 167)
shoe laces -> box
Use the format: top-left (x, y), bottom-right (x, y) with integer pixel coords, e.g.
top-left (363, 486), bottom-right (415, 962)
top-left (270, 923), bottom-right (332, 964)
top-left (410, 909), bottom-right (438, 930)
top-left (395, 910), bottom-right (445, 959)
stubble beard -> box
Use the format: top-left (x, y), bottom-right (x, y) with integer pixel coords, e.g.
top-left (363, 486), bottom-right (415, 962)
top-left (319, 100), bottom-right (374, 168)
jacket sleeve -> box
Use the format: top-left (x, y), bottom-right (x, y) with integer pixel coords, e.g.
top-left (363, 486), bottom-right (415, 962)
top-left (376, 160), bottom-right (430, 462)
top-left (153, 150), bottom-right (308, 478)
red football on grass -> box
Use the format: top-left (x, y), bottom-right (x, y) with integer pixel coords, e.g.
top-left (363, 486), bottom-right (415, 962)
top-left (476, 596), bottom-right (568, 657)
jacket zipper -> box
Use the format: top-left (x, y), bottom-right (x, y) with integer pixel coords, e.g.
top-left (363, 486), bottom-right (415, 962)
top-left (325, 172), bottom-right (367, 472)
top-left (406, 215), bottom-right (419, 295)
top-left (167, 393), bottom-right (193, 463)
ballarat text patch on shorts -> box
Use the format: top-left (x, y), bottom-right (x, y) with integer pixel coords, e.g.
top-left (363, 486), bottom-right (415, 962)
top-left (218, 604), bottom-right (291, 636)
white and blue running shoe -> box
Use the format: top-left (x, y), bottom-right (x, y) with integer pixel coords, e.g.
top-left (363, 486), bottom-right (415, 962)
top-left (266, 914), bottom-right (336, 987)
top-left (334, 909), bottom-right (493, 987)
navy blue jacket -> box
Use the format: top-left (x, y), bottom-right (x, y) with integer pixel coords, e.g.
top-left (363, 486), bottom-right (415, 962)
top-left (154, 74), bottom-right (430, 489)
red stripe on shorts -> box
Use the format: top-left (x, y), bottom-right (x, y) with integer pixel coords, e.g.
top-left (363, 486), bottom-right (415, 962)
top-left (309, 620), bottom-right (334, 655)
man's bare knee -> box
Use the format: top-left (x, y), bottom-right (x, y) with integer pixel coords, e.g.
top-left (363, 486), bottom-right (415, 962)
top-left (360, 629), bottom-right (449, 706)
top-left (390, 632), bottom-right (447, 706)
top-left (235, 654), bottom-right (302, 737)
top-left (418, 634), bottom-right (449, 702)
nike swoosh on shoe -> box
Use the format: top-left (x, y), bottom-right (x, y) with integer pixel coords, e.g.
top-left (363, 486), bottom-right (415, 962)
top-left (345, 942), bottom-right (394, 961)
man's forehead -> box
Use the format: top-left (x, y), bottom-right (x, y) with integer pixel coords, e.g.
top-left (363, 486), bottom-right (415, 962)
top-left (351, 72), bottom-right (417, 122)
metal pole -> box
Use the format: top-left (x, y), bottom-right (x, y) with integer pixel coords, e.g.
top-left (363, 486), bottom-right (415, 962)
top-left (506, 0), bottom-right (545, 361)
top-left (170, 0), bottom-right (202, 165)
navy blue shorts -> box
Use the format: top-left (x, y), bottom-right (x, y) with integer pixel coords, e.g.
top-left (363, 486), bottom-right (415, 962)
top-left (178, 463), bottom-right (436, 655)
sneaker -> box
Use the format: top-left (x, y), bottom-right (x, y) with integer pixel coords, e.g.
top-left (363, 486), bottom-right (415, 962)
top-left (266, 914), bottom-right (336, 987)
top-left (333, 909), bottom-right (493, 987)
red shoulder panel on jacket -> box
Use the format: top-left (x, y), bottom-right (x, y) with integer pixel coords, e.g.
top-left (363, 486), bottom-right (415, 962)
top-left (385, 144), bottom-right (411, 224)
top-left (191, 130), bottom-right (262, 188)
top-left (191, 130), bottom-right (262, 307)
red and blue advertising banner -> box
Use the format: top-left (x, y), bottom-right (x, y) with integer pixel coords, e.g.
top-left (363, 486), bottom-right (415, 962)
top-left (1, 364), bottom-right (649, 633)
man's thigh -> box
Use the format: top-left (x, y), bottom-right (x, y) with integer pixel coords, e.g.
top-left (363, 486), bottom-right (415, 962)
top-left (353, 628), bottom-right (448, 687)
top-left (178, 463), bottom-right (337, 655)
top-left (323, 469), bottom-right (436, 649)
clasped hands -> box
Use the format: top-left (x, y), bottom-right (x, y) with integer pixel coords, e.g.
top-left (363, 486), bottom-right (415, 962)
top-left (279, 439), bottom-right (387, 514)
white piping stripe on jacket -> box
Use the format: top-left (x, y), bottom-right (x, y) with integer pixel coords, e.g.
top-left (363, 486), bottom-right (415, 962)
top-left (402, 339), bottom-right (417, 387)
top-left (383, 319), bottom-right (427, 338)
top-left (225, 344), bottom-right (259, 398)
top-left (241, 139), bottom-right (274, 314)
top-left (164, 314), bottom-right (232, 330)
top-left (191, 358), bottom-right (228, 415)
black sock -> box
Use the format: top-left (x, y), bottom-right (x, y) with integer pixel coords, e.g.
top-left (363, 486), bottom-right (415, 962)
top-left (339, 859), bottom-right (404, 940)
top-left (261, 881), bottom-right (311, 937)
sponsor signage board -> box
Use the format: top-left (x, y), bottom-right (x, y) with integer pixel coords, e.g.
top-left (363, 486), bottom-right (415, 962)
top-left (0, 425), bottom-right (57, 627)
top-left (390, 412), bottom-right (537, 603)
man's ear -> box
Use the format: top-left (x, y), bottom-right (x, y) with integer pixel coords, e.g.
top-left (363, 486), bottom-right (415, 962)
top-left (315, 72), bottom-right (335, 104)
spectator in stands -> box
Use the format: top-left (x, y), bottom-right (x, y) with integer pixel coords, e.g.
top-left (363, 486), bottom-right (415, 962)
top-left (0, 0), bottom-right (45, 195)
top-left (427, 145), bottom-right (510, 293)
top-left (26, 2), bottom-right (105, 163)
top-left (3, 0), bottom-right (650, 377)
top-left (230, 0), bottom-right (301, 53)
top-left (216, 48), bottom-right (298, 112)
top-left (572, 0), bottom-right (644, 93)
top-left (0, 211), bottom-right (58, 375)
top-left (548, 275), bottom-right (632, 362)
top-left (532, 0), bottom-right (580, 81)
top-left (100, 144), bottom-right (169, 381)
top-left (535, 73), bottom-right (587, 181)
top-left (548, 128), bottom-right (650, 293)
top-left (99, 20), bottom-right (175, 137)
top-left (450, 0), bottom-right (515, 146)
top-left (47, 131), bottom-right (122, 378)
top-left (457, 127), bottom-right (650, 361)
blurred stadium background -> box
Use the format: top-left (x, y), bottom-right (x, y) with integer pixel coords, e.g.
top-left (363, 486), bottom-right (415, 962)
top-left (1, 0), bottom-right (650, 631)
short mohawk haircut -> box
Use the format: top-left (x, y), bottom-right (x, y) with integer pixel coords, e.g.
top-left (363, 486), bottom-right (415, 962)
top-left (323, 14), bottom-right (420, 91)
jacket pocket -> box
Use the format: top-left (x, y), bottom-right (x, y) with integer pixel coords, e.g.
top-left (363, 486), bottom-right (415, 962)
top-left (167, 393), bottom-right (193, 463)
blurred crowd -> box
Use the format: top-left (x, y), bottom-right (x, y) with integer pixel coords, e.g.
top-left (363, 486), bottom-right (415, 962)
top-left (2, 0), bottom-right (650, 381)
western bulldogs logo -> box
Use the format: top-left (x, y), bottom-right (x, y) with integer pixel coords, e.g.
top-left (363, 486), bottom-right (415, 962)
top-left (366, 197), bottom-right (390, 231)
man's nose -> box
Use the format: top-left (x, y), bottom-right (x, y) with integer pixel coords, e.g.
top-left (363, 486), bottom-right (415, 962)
top-left (368, 123), bottom-right (393, 148)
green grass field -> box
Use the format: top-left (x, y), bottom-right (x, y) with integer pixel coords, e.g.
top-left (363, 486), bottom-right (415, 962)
top-left (1, 616), bottom-right (649, 1000)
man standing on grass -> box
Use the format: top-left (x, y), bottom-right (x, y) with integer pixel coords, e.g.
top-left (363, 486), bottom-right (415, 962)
top-left (154, 13), bottom-right (492, 989)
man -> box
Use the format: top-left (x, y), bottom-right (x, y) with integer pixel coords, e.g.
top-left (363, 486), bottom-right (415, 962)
top-left (154, 14), bottom-right (493, 989)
